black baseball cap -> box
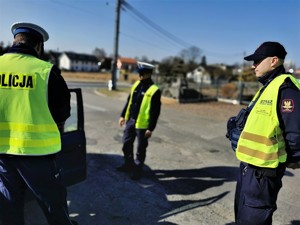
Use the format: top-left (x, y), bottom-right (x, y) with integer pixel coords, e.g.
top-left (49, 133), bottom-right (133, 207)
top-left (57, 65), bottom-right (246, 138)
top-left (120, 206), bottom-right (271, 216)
top-left (244, 41), bottom-right (287, 61)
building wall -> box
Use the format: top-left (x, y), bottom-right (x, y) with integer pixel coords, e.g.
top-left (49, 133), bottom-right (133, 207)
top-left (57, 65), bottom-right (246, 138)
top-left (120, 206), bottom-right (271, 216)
top-left (58, 53), bottom-right (99, 72)
top-left (59, 54), bottom-right (71, 71)
top-left (187, 66), bottom-right (212, 84)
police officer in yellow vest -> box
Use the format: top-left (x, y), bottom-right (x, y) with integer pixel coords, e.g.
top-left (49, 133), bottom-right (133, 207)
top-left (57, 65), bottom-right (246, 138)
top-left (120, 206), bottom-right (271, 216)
top-left (227, 42), bottom-right (300, 225)
top-left (117, 62), bottom-right (161, 180)
top-left (0, 22), bottom-right (77, 225)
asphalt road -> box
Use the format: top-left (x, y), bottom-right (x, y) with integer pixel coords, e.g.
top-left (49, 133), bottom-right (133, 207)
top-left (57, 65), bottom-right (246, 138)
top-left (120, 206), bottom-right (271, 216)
top-left (24, 84), bottom-right (300, 225)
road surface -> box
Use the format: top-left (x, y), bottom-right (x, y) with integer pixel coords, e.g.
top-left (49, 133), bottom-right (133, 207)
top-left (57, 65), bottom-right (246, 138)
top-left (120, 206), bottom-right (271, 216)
top-left (24, 84), bottom-right (300, 225)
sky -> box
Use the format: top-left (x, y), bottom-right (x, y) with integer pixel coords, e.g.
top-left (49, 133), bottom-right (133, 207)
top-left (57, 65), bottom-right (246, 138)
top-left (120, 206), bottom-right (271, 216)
top-left (1, 0), bottom-right (300, 67)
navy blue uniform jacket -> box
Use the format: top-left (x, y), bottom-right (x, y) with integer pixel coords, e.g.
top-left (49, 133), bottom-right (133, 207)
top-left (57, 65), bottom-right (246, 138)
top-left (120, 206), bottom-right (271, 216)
top-left (259, 65), bottom-right (300, 163)
top-left (120, 78), bottom-right (161, 132)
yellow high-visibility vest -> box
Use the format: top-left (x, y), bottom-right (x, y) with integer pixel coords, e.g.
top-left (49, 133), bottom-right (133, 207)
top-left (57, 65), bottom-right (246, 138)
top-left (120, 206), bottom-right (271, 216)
top-left (236, 74), bottom-right (300, 168)
top-left (125, 80), bottom-right (159, 129)
top-left (0, 53), bottom-right (61, 155)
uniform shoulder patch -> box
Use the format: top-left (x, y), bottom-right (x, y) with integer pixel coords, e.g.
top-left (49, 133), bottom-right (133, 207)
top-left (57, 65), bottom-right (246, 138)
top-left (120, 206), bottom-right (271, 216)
top-left (281, 99), bottom-right (294, 113)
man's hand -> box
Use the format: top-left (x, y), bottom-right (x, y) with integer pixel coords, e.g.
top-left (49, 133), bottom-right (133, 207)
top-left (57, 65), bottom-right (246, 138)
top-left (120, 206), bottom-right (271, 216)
top-left (57, 122), bottom-right (65, 133)
top-left (119, 117), bottom-right (125, 127)
top-left (145, 130), bottom-right (152, 138)
top-left (287, 162), bottom-right (300, 169)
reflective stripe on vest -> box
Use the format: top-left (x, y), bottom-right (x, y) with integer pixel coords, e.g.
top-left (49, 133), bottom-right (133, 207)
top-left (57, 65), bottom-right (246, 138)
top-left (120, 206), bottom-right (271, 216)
top-left (0, 53), bottom-right (61, 155)
top-left (125, 80), bottom-right (159, 129)
top-left (236, 74), bottom-right (300, 168)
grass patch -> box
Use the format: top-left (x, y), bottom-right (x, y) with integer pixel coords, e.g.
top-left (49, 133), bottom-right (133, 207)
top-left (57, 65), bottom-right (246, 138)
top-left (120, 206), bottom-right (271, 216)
top-left (97, 87), bottom-right (131, 97)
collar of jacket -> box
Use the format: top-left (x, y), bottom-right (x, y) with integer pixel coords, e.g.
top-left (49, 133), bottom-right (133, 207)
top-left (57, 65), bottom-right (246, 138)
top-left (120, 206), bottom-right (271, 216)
top-left (258, 65), bottom-right (286, 86)
top-left (8, 43), bottom-right (38, 58)
top-left (140, 78), bottom-right (153, 85)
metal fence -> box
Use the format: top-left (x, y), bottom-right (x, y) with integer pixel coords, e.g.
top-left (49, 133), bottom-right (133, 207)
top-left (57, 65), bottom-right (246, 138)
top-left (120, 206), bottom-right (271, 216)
top-left (156, 75), bottom-right (260, 105)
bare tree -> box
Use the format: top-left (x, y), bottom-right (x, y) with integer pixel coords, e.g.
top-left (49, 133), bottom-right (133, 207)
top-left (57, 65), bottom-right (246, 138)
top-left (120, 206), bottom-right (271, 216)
top-left (92, 48), bottom-right (107, 61)
top-left (179, 46), bottom-right (202, 64)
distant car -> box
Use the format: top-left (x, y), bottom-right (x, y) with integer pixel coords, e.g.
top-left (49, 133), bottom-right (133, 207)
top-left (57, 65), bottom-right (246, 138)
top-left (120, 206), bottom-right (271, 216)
top-left (26, 88), bottom-right (86, 200)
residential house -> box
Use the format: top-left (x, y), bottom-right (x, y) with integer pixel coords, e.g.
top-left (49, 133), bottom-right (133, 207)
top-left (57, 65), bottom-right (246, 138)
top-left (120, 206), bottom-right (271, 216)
top-left (119, 57), bottom-right (137, 72)
top-left (118, 57), bottom-right (138, 80)
top-left (186, 65), bottom-right (212, 84)
top-left (59, 52), bottom-right (99, 72)
top-left (187, 64), bottom-right (235, 84)
top-left (98, 57), bottom-right (138, 73)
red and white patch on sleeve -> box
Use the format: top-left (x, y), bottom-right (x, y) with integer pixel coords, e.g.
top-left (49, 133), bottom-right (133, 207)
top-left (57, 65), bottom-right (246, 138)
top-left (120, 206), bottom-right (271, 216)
top-left (281, 99), bottom-right (294, 113)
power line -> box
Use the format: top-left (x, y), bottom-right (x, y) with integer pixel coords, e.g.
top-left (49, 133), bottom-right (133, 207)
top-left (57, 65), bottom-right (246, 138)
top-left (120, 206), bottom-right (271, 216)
top-left (121, 8), bottom-right (185, 50)
top-left (121, 1), bottom-right (244, 59)
top-left (120, 32), bottom-right (177, 53)
top-left (50, 0), bottom-right (243, 60)
top-left (122, 1), bottom-right (192, 49)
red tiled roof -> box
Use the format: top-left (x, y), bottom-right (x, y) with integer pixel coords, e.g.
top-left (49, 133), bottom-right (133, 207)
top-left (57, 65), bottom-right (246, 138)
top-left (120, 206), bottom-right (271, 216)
top-left (119, 57), bottom-right (137, 64)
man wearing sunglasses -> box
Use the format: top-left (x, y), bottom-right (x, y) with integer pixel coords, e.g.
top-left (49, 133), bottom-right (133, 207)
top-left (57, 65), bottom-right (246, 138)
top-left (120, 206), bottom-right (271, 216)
top-left (227, 41), bottom-right (300, 225)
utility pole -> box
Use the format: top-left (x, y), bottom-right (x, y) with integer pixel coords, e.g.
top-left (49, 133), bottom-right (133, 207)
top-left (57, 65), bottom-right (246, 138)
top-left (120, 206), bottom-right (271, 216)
top-left (111, 0), bottom-right (122, 90)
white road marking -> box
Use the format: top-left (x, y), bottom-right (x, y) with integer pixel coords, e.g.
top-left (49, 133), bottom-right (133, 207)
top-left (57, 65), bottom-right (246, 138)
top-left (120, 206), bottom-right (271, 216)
top-left (71, 100), bottom-right (107, 112)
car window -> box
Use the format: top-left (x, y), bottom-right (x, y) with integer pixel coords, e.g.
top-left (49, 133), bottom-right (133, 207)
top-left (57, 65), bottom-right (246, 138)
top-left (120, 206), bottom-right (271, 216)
top-left (64, 91), bottom-right (79, 132)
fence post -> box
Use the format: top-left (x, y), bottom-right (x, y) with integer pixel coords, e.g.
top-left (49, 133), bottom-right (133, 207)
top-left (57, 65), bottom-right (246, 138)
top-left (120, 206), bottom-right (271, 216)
top-left (238, 82), bottom-right (244, 104)
top-left (216, 79), bottom-right (220, 98)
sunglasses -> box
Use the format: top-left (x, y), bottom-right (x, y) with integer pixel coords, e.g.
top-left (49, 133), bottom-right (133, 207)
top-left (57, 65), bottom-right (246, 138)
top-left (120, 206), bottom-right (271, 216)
top-left (253, 58), bottom-right (266, 66)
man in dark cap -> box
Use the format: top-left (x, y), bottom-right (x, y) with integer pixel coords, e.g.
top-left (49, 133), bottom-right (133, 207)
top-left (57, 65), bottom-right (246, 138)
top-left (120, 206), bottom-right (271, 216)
top-left (0, 22), bottom-right (77, 225)
top-left (226, 41), bottom-right (300, 225)
top-left (117, 61), bottom-right (161, 180)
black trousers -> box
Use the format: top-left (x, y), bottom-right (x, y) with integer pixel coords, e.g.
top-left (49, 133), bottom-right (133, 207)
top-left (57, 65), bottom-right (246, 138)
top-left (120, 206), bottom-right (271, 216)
top-left (122, 118), bottom-right (149, 166)
top-left (0, 154), bottom-right (74, 225)
top-left (234, 162), bottom-right (285, 225)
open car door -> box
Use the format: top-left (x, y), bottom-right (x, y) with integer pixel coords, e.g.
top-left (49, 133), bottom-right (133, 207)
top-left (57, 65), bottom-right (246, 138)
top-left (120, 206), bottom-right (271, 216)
top-left (26, 88), bottom-right (86, 201)
top-left (56, 88), bottom-right (87, 186)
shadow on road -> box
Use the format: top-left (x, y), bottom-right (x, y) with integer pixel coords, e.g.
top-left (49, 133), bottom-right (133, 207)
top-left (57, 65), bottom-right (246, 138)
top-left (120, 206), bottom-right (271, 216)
top-left (65, 153), bottom-right (238, 225)
top-left (25, 153), bottom-right (299, 224)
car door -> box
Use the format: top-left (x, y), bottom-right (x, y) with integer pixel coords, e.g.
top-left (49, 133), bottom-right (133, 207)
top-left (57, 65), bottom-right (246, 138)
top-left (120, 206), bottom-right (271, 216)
top-left (56, 88), bottom-right (87, 186)
top-left (25, 88), bottom-right (86, 201)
